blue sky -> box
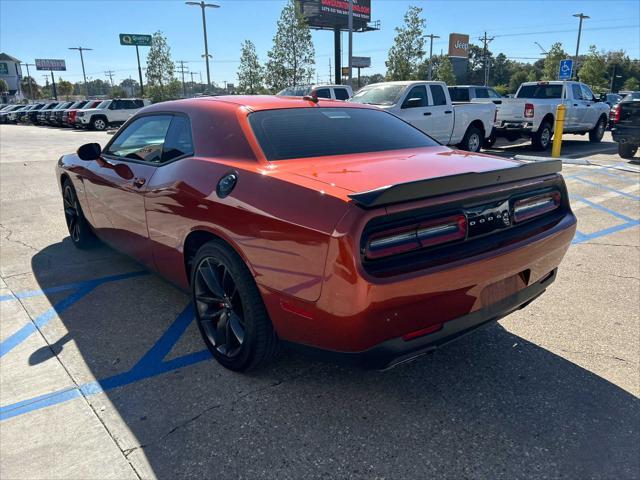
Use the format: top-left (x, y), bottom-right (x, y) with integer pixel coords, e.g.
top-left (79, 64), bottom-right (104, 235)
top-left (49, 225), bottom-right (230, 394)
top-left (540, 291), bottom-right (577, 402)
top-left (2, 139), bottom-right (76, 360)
top-left (1, 0), bottom-right (638, 86)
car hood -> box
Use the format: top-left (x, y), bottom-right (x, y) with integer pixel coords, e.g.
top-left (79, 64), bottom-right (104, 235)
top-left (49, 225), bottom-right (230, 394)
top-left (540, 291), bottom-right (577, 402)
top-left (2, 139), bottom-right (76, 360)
top-left (277, 146), bottom-right (522, 194)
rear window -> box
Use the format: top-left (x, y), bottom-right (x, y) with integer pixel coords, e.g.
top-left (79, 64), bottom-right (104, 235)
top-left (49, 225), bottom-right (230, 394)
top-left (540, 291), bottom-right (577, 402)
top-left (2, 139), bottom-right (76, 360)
top-left (249, 107), bottom-right (438, 161)
top-left (516, 84), bottom-right (563, 99)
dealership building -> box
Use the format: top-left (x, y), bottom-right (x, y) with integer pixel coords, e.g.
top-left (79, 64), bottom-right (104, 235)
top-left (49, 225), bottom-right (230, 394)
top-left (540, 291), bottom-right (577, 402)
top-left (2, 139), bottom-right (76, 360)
top-left (0, 53), bottom-right (23, 99)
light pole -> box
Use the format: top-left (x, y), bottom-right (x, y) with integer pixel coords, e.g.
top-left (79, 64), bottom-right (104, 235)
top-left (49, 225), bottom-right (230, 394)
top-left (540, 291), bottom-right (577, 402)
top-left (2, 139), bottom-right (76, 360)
top-left (186, 1), bottom-right (220, 91)
top-left (572, 13), bottom-right (590, 79)
top-left (69, 46), bottom-right (92, 96)
top-left (425, 34), bottom-right (440, 81)
top-left (20, 63), bottom-right (35, 100)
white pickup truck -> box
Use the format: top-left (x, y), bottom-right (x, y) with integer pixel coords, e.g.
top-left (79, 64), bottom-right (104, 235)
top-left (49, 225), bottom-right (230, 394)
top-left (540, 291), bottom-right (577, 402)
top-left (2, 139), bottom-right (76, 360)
top-left (350, 81), bottom-right (496, 152)
top-left (495, 81), bottom-right (610, 150)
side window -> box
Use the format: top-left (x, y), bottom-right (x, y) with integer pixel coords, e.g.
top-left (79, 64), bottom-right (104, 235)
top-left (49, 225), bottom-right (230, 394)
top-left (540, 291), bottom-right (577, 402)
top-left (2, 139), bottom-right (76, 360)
top-left (571, 84), bottom-right (584, 100)
top-left (487, 89), bottom-right (501, 98)
top-left (475, 88), bottom-right (490, 99)
top-left (334, 88), bottom-right (350, 100)
top-left (314, 88), bottom-right (331, 99)
top-left (402, 86), bottom-right (428, 108)
top-left (109, 100), bottom-right (120, 110)
top-left (133, 100), bottom-right (144, 108)
top-left (105, 115), bottom-right (172, 163)
top-left (429, 84), bottom-right (448, 106)
top-left (162, 116), bottom-right (194, 162)
top-left (581, 84), bottom-right (595, 101)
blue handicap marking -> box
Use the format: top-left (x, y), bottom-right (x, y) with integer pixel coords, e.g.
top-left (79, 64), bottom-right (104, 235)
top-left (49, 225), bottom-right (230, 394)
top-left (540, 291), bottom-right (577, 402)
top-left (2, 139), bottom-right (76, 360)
top-left (559, 59), bottom-right (573, 80)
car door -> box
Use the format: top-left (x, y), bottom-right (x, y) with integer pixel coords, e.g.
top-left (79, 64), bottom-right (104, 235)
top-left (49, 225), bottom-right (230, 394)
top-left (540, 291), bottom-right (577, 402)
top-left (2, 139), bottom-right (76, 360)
top-left (84, 114), bottom-right (173, 267)
top-left (566, 83), bottom-right (587, 131)
top-left (398, 85), bottom-right (430, 134)
top-left (426, 84), bottom-right (454, 144)
top-left (580, 84), bottom-right (600, 129)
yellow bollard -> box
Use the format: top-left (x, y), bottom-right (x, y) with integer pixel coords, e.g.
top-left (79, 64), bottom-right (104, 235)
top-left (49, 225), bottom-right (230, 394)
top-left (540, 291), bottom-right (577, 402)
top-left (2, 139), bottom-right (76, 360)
top-left (551, 104), bottom-right (566, 158)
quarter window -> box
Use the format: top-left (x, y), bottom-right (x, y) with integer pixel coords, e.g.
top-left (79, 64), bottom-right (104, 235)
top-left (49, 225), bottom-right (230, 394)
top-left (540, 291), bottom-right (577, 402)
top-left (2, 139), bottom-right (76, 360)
top-left (429, 84), bottom-right (448, 105)
top-left (162, 116), bottom-right (194, 162)
top-left (106, 115), bottom-right (172, 163)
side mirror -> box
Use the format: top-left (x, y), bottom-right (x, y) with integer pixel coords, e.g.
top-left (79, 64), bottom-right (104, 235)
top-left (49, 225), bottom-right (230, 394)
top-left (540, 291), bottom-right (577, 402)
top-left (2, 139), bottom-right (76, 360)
top-left (77, 143), bottom-right (101, 161)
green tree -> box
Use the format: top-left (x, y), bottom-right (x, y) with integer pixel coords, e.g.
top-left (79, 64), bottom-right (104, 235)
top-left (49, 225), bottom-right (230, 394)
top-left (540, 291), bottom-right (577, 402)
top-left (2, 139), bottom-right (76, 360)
top-left (385, 6), bottom-right (426, 80)
top-left (467, 43), bottom-right (491, 85)
top-left (20, 76), bottom-right (39, 100)
top-left (623, 77), bottom-right (640, 91)
top-left (494, 84), bottom-right (509, 96)
top-left (435, 57), bottom-right (456, 85)
top-left (237, 40), bottom-right (264, 94)
top-left (110, 86), bottom-right (128, 98)
top-left (0, 79), bottom-right (8, 93)
top-left (57, 78), bottom-right (74, 99)
top-left (146, 30), bottom-right (175, 99)
top-left (509, 70), bottom-right (529, 93)
top-left (265, 0), bottom-right (315, 92)
top-left (578, 45), bottom-right (608, 92)
top-left (120, 78), bottom-right (140, 97)
top-left (542, 42), bottom-right (569, 80)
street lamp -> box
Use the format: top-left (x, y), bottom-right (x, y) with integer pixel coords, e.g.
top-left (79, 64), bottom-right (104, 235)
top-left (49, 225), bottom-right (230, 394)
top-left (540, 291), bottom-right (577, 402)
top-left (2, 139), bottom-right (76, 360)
top-left (69, 46), bottom-right (93, 96)
top-left (186, 1), bottom-right (220, 91)
top-left (572, 13), bottom-right (590, 79)
top-left (425, 34), bottom-right (440, 81)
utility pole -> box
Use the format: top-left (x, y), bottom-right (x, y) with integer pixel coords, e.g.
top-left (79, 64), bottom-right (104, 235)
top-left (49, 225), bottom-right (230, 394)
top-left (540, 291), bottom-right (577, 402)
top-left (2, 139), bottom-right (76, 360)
top-left (68, 46), bottom-right (92, 96)
top-left (478, 32), bottom-right (494, 86)
top-left (105, 70), bottom-right (115, 87)
top-left (425, 33), bottom-right (440, 81)
top-left (186, 1), bottom-right (220, 91)
top-left (176, 60), bottom-right (189, 98)
top-left (572, 13), bottom-right (590, 80)
top-left (21, 63), bottom-right (35, 100)
top-left (347, 0), bottom-right (353, 87)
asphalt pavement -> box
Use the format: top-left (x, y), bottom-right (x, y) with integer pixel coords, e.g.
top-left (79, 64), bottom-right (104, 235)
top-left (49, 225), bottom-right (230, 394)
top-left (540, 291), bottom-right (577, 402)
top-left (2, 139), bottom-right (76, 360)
top-left (0, 124), bottom-right (638, 480)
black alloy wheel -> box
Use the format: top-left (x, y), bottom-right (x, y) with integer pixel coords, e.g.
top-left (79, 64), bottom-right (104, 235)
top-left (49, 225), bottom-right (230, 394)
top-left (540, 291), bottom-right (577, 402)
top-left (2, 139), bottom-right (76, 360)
top-left (62, 180), bottom-right (95, 249)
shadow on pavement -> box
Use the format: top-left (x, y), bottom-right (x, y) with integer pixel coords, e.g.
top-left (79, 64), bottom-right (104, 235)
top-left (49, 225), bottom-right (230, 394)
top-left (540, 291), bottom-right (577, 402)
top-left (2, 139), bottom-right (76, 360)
top-left (28, 240), bottom-right (640, 479)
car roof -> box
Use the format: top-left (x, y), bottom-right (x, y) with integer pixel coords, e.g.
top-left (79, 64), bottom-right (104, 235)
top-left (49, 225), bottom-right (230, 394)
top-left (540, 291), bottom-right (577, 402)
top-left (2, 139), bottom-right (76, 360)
top-left (144, 95), bottom-right (375, 113)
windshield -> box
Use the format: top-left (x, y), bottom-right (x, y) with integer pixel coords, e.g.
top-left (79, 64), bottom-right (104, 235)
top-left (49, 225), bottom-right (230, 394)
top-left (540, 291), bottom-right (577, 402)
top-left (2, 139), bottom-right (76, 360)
top-left (350, 84), bottom-right (406, 106)
top-left (95, 100), bottom-right (110, 109)
top-left (516, 84), bottom-right (563, 99)
top-left (623, 92), bottom-right (640, 101)
top-left (249, 107), bottom-right (438, 161)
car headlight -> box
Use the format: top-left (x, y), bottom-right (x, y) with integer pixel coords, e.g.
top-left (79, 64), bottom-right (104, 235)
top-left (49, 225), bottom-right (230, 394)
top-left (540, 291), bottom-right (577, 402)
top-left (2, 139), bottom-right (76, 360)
top-left (78, 112), bottom-right (85, 117)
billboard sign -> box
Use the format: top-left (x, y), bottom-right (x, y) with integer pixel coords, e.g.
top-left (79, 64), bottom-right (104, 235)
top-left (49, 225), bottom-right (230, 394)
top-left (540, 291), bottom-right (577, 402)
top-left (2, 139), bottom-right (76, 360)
top-left (558, 59), bottom-right (573, 80)
top-left (297, 0), bottom-right (371, 29)
top-left (119, 33), bottom-right (152, 47)
top-left (352, 56), bottom-right (371, 68)
top-left (35, 59), bottom-right (67, 71)
top-left (448, 33), bottom-right (470, 58)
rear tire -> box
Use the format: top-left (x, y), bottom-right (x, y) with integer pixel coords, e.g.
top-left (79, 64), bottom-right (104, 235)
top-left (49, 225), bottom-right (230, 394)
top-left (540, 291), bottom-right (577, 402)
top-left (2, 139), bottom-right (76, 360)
top-left (532, 121), bottom-right (552, 151)
top-left (589, 116), bottom-right (606, 143)
top-left (618, 143), bottom-right (638, 159)
top-left (192, 240), bottom-right (280, 372)
top-left (459, 125), bottom-right (483, 153)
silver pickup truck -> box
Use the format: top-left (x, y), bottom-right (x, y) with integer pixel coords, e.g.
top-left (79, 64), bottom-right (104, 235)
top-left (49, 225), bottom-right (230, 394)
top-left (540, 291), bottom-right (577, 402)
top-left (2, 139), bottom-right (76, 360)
top-left (495, 81), bottom-right (610, 150)
top-left (350, 81), bottom-right (497, 152)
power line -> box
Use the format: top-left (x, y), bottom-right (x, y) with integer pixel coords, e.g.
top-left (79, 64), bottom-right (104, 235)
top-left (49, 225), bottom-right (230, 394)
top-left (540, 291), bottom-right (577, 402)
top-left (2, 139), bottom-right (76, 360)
top-left (105, 70), bottom-right (115, 87)
top-left (176, 60), bottom-right (189, 98)
top-left (479, 32), bottom-right (495, 86)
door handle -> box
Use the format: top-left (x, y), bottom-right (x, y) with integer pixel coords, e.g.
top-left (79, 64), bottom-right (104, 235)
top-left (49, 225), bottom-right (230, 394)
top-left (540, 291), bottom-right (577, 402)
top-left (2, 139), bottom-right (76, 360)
top-left (423, 111), bottom-right (431, 116)
top-left (573, 104), bottom-right (578, 106)
top-left (444, 110), bottom-right (452, 114)
top-left (133, 177), bottom-right (146, 188)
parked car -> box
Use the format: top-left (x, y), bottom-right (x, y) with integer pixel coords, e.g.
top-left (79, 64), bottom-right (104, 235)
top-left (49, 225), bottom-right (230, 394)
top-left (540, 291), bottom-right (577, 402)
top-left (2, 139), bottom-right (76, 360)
top-left (601, 93), bottom-right (622, 108)
top-left (36, 102), bottom-right (60, 125)
top-left (60, 100), bottom-right (90, 127)
top-left (278, 84), bottom-right (353, 100)
top-left (495, 81), bottom-right (610, 150)
top-left (350, 81), bottom-right (496, 152)
top-left (57, 95), bottom-right (576, 371)
top-left (28, 102), bottom-right (57, 124)
top-left (0, 105), bottom-right (25, 124)
top-left (45, 102), bottom-right (73, 126)
top-left (76, 98), bottom-right (151, 130)
top-left (610, 91), bottom-right (640, 159)
top-left (13, 104), bottom-right (42, 123)
top-left (67, 100), bottom-right (101, 127)
top-left (448, 85), bottom-right (503, 104)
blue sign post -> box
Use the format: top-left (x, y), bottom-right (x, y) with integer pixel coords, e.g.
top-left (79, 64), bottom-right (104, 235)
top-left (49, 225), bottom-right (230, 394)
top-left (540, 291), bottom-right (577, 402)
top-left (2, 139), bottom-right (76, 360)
top-left (559, 59), bottom-right (573, 80)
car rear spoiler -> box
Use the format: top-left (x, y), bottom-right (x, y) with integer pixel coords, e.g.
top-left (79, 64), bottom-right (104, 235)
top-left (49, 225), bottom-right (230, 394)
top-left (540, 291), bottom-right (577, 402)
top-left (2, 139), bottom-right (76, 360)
top-left (348, 159), bottom-right (562, 209)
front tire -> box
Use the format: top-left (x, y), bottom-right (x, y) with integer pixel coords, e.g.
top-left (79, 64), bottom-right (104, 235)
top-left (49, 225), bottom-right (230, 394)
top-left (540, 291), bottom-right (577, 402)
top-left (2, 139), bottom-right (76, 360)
top-left (192, 241), bottom-right (279, 372)
top-left (91, 117), bottom-right (107, 131)
top-left (62, 179), bottom-right (96, 249)
top-left (589, 116), bottom-right (606, 143)
top-left (459, 125), bottom-right (483, 153)
top-left (618, 143), bottom-right (638, 159)
top-left (532, 121), bottom-right (552, 151)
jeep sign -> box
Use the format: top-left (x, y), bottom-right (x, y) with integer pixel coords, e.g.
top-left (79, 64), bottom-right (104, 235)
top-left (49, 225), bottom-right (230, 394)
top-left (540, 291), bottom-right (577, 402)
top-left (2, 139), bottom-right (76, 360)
top-left (448, 33), bottom-right (470, 58)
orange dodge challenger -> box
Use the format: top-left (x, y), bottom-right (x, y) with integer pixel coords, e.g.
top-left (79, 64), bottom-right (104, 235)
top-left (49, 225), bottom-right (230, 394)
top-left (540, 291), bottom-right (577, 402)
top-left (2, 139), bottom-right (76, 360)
top-left (56, 96), bottom-right (576, 371)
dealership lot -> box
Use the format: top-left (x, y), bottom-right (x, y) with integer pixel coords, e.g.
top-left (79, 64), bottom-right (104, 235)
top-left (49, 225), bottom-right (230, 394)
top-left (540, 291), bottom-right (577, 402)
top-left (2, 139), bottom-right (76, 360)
top-left (0, 125), bottom-right (638, 479)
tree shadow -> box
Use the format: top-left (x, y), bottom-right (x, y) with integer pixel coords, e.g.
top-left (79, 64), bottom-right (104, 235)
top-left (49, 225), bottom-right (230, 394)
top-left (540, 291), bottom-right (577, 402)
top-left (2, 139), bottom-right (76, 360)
top-left (21, 240), bottom-right (640, 479)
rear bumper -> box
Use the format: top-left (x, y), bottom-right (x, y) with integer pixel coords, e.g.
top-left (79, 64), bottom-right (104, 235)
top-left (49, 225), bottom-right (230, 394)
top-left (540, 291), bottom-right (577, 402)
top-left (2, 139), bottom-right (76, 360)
top-left (285, 268), bottom-right (556, 370)
top-left (612, 125), bottom-right (640, 144)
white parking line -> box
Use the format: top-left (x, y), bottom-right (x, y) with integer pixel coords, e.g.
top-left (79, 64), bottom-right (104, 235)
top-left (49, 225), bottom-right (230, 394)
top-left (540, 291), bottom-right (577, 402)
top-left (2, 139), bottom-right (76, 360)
top-left (568, 183), bottom-right (640, 211)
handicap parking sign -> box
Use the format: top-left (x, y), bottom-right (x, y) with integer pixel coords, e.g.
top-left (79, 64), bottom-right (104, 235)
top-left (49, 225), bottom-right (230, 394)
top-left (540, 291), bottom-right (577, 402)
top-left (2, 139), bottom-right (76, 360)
top-left (559, 59), bottom-right (573, 80)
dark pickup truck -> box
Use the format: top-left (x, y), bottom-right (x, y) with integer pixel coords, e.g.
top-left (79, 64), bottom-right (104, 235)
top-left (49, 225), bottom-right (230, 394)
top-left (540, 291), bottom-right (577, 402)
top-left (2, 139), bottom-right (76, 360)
top-left (610, 92), bottom-right (640, 159)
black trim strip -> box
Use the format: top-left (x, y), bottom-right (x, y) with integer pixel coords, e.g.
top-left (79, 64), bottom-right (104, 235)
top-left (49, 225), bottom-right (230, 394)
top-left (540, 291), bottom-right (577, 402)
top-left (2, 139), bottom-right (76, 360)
top-left (348, 159), bottom-right (562, 208)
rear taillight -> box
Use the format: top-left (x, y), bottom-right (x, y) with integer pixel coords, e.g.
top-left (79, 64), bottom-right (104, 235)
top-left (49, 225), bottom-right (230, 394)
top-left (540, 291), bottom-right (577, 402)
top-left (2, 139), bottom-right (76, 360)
top-left (524, 103), bottom-right (535, 118)
top-left (610, 105), bottom-right (620, 124)
top-left (366, 214), bottom-right (467, 259)
top-left (513, 191), bottom-right (560, 223)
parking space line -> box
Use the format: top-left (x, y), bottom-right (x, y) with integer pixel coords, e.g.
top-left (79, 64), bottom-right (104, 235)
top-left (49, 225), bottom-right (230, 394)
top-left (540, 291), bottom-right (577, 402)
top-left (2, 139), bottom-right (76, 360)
top-left (572, 221), bottom-right (639, 244)
top-left (0, 305), bottom-right (212, 422)
top-left (570, 177), bottom-right (640, 200)
top-left (571, 195), bottom-right (638, 223)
